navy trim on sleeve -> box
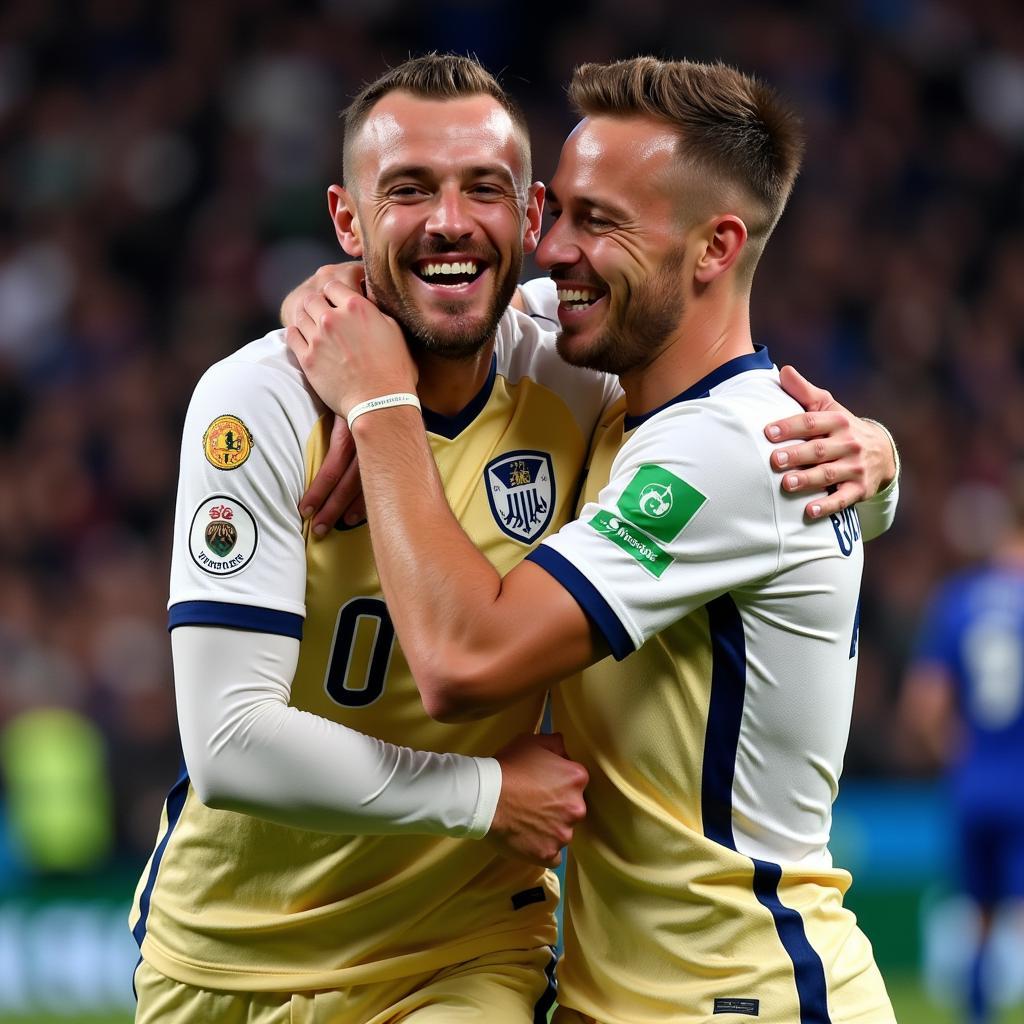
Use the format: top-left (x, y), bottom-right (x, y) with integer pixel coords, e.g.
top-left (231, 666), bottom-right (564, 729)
top-left (168, 601), bottom-right (303, 640)
top-left (526, 545), bottom-right (634, 660)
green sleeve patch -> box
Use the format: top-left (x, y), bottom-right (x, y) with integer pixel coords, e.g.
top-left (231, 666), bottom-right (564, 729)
top-left (588, 509), bottom-right (672, 578)
top-left (616, 464), bottom-right (706, 542)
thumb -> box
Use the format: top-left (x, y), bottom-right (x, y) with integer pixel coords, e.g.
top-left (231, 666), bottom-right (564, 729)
top-left (533, 732), bottom-right (569, 758)
top-left (778, 364), bottom-right (832, 412)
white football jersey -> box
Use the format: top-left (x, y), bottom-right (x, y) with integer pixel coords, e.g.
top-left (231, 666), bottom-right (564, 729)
top-left (528, 347), bottom-right (894, 1023)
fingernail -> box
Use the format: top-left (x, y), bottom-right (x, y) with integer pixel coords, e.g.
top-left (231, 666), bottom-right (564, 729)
top-left (300, 506), bottom-right (313, 519)
top-left (767, 425), bottom-right (781, 439)
top-left (776, 450), bottom-right (789, 466)
top-left (785, 474), bottom-right (799, 490)
top-left (809, 503), bottom-right (821, 518)
top-left (313, 523), bottom-right (328, 537)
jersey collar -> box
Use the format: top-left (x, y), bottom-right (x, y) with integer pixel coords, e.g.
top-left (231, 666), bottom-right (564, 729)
top-left (421, 353), bottom-right (497, 439)
top-left (623, 345), bottom-right (773, 432)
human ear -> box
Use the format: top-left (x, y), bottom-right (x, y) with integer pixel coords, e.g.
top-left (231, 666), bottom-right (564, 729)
top-left (329, 185), bottom-right (363, 258)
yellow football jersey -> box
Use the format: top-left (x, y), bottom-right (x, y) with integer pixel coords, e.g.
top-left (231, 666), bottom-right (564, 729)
top-left (130, 309), bottom-right (619, 992)
top-left (529, 350), bottom-right (895, 1023)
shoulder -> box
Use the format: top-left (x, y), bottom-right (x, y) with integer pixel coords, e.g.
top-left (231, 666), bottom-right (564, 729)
top-left (493, 308), bottom-right (621, 434)
top-left (190, 330), bottom-right (322, 427)
top-left (621, 370), bottom-right (790, 471)
top-left (516, 277), bottom-right (560, 332)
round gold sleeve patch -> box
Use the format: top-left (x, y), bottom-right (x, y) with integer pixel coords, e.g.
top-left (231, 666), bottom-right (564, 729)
top-left (203, 415), bottom-right (253, 470)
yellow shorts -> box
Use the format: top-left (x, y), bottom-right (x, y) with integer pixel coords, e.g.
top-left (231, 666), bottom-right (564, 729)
top-left (135, 946), bottom-right (556, 1024)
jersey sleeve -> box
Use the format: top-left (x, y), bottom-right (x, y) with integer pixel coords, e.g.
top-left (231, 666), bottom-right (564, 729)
top-left (527, 402), bottom-right (782, 658)
top-left (167, 353), bottom-right (318, 639)
top-left (517, 276), bottom-right (560, 331)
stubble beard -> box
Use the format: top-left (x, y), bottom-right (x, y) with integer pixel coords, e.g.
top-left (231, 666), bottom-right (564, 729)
top-left (556, 245), bottom-right (687, 377)
top-left (364, 247), bottom-right (521, 362)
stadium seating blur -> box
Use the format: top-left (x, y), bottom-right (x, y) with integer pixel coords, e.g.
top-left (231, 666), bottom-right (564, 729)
top-left (0, 1), bottom-right (1022, 1018)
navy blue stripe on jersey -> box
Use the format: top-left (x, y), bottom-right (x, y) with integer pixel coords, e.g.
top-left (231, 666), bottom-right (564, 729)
top-left (529, 312), bottom-right (560, 330)
top-left (168, 601), bottom-right (303, 639)
top-left (132, 762), bottom-right (191, 949)
top-left (526, 545), bottom-right (633, 659)
top-left (752, 858), bottom-right (832, 1023)
top-left (701, 594), bottom-right (747, 849)
top-left (624, 346), bottom-right (773, 431)
top-left (533, 947), bottom-right (558, 1024)
top-left (422, 354), bottom-right (496, 438)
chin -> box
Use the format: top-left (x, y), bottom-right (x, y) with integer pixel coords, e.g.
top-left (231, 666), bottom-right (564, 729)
top-left (555, 327), bottom-right (599, 369)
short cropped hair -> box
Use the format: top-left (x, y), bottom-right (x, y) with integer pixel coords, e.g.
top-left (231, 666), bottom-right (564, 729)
top-left (569, 57), bottom-right (804, 262)
top-left (342, 53), bottom-right (532, 191)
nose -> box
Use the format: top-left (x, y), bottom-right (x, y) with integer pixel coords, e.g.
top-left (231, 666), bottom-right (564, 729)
top-left (424, 185), bottom-right (474, 243)
top-left (536, 216), bottom-right (577, 271)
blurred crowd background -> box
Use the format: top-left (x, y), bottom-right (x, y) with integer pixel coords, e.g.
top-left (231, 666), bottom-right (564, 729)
top-left (0, 0), bottom-right (1022, 1016)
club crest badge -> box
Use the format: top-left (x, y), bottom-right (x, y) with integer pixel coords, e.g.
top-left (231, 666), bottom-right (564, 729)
top-left (485, 450), bottom-right (555, 544)
top-left (203, 414), bottom-right (253, 470)
top-left (189, 496), bottom-right (258, 576)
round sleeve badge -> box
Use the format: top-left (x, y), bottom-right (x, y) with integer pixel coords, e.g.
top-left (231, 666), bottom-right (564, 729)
top-left (189, 496), bottom-right (258, 576)
top-left (203, 414), bottom-right (253, 470)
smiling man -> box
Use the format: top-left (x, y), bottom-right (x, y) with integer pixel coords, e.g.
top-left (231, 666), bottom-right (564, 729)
top-left (288, 57), bottom-right (898, 1024)
top-left (131, 56), bottom-right (603, 1024)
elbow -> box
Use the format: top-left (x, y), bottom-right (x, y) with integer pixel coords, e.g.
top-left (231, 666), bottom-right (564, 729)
top-left (187, 758), bottom-right (234, 811)
top-left (412, 646), bottom-right (506, 723)
top-left (183, 744), bottom-right (251, 813)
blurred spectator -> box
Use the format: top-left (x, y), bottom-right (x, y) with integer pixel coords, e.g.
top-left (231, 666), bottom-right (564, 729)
top-left (900, 467), bottom-right (1024, 1024)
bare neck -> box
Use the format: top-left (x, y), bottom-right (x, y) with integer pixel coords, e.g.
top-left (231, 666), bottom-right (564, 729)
top-left (413, 342), bottom-right (496, 418)
top-left (620, 301), bottom-right (754, 417)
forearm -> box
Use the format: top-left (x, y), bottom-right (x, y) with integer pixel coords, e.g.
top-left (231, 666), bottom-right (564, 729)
top-left (352, 407), bottom-right (513, 707)
top-left (173, 626), bottom-right (499, 836)
top-left (352, 408), bottom-right (594, 716)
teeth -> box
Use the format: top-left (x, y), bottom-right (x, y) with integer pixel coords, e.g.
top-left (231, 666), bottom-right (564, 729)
top-left (421, 261), bottom-right (479, 278)
top-left (557, 288), bottom-right (600, 304)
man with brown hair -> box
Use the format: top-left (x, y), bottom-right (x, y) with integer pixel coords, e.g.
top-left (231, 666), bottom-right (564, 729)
top-left (288, 56), bottom-right (897, 1023)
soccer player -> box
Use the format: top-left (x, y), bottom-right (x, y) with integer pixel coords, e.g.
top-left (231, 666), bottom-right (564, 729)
top-left (131, 56), bottom-right (600, 1024)
top-left (901, 470), bottom-right (1024, 1024)
top-left (287, 57), bottom-right (899, 1023)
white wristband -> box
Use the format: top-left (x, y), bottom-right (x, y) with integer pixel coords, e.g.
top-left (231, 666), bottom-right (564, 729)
top-left (347, 392), bottom-right (421, 428)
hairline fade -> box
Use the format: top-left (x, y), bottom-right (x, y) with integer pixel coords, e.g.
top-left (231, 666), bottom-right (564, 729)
top-left (342, 53), bottom-right (532, 195)
top-left (568, 57), bottom-right (805, 271)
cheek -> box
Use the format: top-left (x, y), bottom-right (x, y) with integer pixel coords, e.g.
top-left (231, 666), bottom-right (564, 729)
top-left (483, 204), bottom-right (527, 249)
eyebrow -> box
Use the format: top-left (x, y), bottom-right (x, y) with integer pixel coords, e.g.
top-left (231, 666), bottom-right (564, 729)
top-left (376, 164), bottom-right (434, 188)
top-left (546, 188), bottom-right (630, 221)
top-left (377, 163), bottom-right (518, 188)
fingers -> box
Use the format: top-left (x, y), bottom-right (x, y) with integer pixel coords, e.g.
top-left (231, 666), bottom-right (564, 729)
top-left (777, 364), bottom-right (835, 412)
top-left (532, 731), bottom-right (569, 757)
top-left (800, 482), bottom-right (862, 521)
top-left (770, 433), bottom-right (860, 472)
top-left (284, 325), bottom-right (307, 360)
top-left (345, 494), bottom-right (367, 524)
top-left (300, 415), bottom-right (354, 519)
top-left (778, 459), bottom-right (866, 499)
top-left (765, 409), bottom-right (851, 445)
top-left (323, 267), bottom-right (367, 302)
top-left (310, 456), bottom-right (363, 536)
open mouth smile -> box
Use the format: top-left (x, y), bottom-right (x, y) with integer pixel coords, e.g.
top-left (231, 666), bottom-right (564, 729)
top-left (557, 286), bottom-right (605, 311)
top-left (412, 258), bottom-right (487, 289)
